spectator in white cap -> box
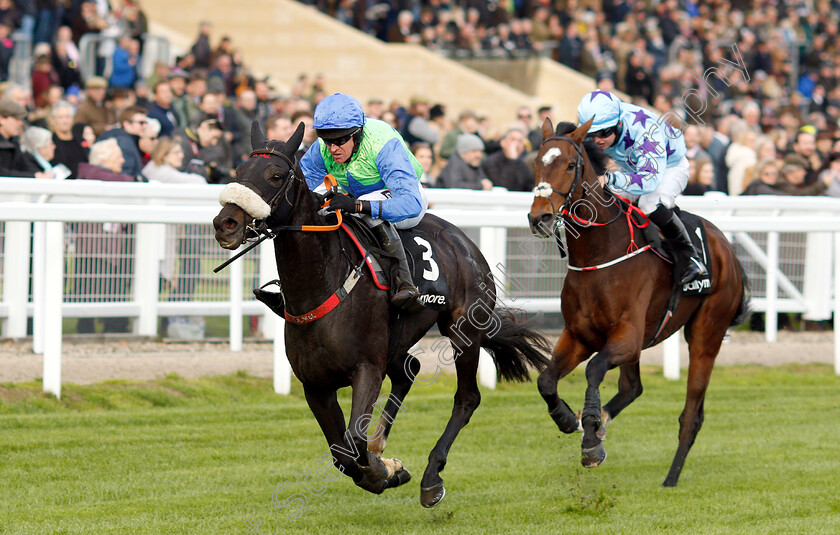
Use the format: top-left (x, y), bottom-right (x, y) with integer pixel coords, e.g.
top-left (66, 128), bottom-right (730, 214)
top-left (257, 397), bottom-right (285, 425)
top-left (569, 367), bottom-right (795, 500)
top-left (436, 133), bottom-right (492, 190)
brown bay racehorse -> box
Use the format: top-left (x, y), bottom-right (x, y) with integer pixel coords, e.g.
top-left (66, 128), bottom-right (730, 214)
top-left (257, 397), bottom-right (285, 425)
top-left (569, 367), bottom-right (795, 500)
top-left (213, 122), bottom-right (550, 506)
top-left (527, 119), bottom-right (750, 487)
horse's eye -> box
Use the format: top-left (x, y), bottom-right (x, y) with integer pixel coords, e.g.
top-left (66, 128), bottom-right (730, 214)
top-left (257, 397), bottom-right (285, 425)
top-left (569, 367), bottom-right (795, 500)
top-left (270, 173), bottom-right (282, 182)
top-left (567, 161), bottom-right (577, 171)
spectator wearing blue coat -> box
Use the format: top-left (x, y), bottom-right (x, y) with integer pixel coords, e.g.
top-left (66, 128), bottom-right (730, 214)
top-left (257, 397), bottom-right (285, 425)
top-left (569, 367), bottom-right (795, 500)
top-left (109, 35), bottom-right (139, 89)
top-left (96, 106), bottom-right (147, 178)
top-left (146, 80), bottom-right (180, 137)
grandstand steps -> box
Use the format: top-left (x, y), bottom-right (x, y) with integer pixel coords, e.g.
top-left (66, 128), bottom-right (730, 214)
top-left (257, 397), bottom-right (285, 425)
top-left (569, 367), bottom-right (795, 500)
top-left (141, 0), bottom-right (597, 132)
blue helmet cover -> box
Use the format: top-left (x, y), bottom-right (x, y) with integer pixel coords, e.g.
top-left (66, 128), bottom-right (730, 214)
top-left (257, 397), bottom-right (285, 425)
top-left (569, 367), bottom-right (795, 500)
top-left (577, 90), bottom-right (621, 131)
top-left (313, 93), bottom-right (366, 130)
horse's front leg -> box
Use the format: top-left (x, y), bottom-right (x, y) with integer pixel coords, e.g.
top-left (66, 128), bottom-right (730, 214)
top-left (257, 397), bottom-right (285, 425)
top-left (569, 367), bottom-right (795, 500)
top-left (368, 352), bottom-right (418, 458)
top-left (301, 385), bottom-right (363, 483)
top-left (347, 364), bottom-right (411, 493)
top-left (537, 331), bottom-right (592, 434)
top-left (581, 339), bottom-right (641, 468)
top-left (598, 361), bottom-right (644, 439)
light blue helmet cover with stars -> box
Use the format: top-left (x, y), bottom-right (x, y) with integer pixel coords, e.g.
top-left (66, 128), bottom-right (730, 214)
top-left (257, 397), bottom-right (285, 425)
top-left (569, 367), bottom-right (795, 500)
top-left (577, 90), bottom-right (621, 131)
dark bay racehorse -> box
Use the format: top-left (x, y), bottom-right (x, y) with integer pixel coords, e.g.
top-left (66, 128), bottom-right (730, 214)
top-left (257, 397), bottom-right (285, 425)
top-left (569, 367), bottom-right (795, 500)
top-left (213, 122), bottom-right (550, 506)
top-left (528, 119), bottom-right (750, 486)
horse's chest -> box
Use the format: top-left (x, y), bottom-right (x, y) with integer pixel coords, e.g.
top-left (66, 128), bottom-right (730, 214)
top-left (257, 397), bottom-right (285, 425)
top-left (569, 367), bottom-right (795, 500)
top-left (285, 335), bottom-right (366, 388)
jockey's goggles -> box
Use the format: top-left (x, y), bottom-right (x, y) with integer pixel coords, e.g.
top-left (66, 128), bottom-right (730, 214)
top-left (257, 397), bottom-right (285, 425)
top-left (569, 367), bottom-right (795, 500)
top-left (590, 125), bottom-right (619, 139)
top-left (321, 128), bottom-right (361, 147)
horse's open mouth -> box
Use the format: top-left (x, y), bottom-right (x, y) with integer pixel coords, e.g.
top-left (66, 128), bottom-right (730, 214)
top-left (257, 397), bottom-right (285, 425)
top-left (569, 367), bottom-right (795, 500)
top-left (213, 203), bottom-right (248, 249)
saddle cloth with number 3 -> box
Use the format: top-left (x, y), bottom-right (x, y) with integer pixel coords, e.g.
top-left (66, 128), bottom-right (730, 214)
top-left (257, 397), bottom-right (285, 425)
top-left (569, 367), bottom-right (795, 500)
top-left (340, 219), bottom-right (451, 310)
top-left (398, 227), bottom-right (450, 310)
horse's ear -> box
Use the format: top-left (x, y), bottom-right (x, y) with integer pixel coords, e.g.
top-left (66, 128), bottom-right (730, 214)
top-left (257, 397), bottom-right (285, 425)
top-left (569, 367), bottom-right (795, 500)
top-left (541, 117), bottom-right (554, 142)
top-left (284, 122), bottom-right (306, 156)
top-left (250, 120), bottom-right (267, 150)
top-left (570, 117), bottom-right (594, 144)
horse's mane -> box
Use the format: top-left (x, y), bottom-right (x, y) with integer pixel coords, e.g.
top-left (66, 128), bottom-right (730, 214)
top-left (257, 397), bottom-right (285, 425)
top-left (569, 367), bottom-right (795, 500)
top-left (554, 121), bottom-right (610, 177)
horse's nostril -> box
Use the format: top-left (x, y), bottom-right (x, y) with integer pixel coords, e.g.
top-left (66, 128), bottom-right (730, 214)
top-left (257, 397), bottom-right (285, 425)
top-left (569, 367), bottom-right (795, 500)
top-left (540, 213), bottom-right (553, 224)
top-left (223, 217), bottom-right (237, 231)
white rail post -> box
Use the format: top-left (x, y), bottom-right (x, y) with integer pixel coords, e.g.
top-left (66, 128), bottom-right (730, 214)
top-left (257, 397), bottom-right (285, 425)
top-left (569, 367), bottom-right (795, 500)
top-left (834, 232), bottom-right (840, 376)
top-left (273, 320), bottom-right (290, 395)
top-left (258, 237), bottom-right (277, 338)
top-left (2, 220), bottom-right (31, 338)
top-left (478, 226), bottom-right (507, 390)
top-left (663, 331), bottom-right (680, 380)
top-left (802, 229), bottom-right (832, 322)
top-left (765, 231), bottom-right (779, 343)
top-left (134, 223), bottom-right (161, 336)
top-left (31, 222), bottom-right (45, 354)
top-left (42, 221), bottom-right (64, 398)
top-left (229, 247), bottom-right (243, 352)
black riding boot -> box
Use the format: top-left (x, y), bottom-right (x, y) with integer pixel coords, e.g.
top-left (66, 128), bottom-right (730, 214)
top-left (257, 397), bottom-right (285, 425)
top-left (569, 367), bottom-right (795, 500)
top-left (649, 205), bottom-right (708, 286)
top-left (253, 280), bottom-right (285, 317)
top-left (372, 222), bottom-right (422, 312)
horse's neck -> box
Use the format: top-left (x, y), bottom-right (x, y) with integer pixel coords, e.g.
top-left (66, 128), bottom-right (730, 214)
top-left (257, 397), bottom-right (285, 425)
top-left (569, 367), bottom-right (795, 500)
top-left (272, 189), bottom-right (346, 308)
top-left (565, 180), bottom-right (632, 265)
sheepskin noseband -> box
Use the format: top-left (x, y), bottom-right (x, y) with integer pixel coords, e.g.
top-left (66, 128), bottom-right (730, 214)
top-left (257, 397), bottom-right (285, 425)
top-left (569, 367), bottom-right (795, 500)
top-left (218, 183), bottom-right (271, 220)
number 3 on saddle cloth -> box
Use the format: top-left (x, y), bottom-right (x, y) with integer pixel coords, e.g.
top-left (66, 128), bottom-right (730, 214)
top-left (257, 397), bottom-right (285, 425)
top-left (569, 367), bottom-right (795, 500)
top-left (639, 207), bottom-right (713, 296)
top-left (341, 217), bottom-right (451, 310)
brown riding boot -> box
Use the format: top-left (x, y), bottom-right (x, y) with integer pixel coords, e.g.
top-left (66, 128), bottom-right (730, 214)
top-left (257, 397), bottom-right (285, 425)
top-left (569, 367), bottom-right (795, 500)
top-left (372, 222), bottom-right (423, 312)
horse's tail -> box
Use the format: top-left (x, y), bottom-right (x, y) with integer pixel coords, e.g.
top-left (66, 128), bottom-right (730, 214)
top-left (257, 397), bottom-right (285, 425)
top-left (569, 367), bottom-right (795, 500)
top-left (481, 307), bottom-right (551, 382)
top-left (730, 253), bottom-right (752, 327)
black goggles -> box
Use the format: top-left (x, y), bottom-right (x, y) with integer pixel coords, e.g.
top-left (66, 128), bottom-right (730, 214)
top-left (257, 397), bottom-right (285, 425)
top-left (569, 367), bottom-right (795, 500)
top-left (590, 125), bottom-right (618, 139)
top-left (322, 128), bottom-right (360, 147)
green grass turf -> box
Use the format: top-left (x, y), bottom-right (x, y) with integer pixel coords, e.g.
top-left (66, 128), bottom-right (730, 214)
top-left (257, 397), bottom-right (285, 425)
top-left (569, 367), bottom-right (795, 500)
top-left (1, 365), bottom-right (839, 534)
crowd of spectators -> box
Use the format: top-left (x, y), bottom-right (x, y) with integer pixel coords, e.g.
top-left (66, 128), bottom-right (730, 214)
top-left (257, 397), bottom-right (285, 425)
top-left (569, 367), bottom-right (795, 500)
top-left (2, 1), bottom-right (839, 333)
top-left (302, 0), bottom-right (840, 201)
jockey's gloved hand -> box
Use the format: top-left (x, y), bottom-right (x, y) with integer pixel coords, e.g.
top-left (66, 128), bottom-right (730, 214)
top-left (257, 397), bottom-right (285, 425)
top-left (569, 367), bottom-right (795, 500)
top-left (312, 191), bottom-right (327, 207)
top-left (324, 191), bottom-right (371, 214)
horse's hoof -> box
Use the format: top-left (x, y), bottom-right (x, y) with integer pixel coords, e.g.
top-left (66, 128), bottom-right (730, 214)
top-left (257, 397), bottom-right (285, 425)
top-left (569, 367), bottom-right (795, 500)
top-left (381, 457), bottom-right (403, 477)
top-left (581, 443), bottom-right (607, 468)
top-left (385, 467), bottom-right (412, 489)
top-left (420, 482), bottom-right (446, 508)
top-left (359, 452), bottom-right (389, 481)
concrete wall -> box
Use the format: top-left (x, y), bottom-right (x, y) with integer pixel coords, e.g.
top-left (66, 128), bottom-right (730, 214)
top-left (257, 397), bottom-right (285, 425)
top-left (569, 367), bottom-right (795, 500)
top-left (141, 0), bottom-right (597, 133)
top-left (462, 57), bottom-right (633, 123)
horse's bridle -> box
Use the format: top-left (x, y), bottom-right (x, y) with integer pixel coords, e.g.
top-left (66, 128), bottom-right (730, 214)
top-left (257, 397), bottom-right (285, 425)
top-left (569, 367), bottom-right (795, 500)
top-left (249, 147), bottom-right (301, 226)
top-left (214, 148), bottom-right (301, 273)
top-left (534, 135), bottom-right (587, 231)
top-left (534, 134), bottom-right (621, 231)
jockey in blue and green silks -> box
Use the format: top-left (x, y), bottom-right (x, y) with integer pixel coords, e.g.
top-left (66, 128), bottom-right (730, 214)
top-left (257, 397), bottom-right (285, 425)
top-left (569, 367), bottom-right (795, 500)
top-left (299, 92), bottom-right (426, 311)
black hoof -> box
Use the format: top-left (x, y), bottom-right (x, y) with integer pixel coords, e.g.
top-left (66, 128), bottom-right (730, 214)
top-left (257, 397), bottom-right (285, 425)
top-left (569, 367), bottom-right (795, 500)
top-left (384, 467), bottom-right (412, 490)
top-left (420, 482), bottom-right (446, 508)
top-left (358, 452), bottom-right (389, 482)
top-left (662, 473), bottom-right (679, 487)
top-left (581, 443), bottom-right (607, 468)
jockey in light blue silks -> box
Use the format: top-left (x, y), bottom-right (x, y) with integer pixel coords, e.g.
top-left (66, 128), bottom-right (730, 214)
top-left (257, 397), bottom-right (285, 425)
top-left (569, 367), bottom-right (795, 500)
top-left (299, 92), bottom-right (427, 310)
top-left (577, 89), bottom-right (708, 285)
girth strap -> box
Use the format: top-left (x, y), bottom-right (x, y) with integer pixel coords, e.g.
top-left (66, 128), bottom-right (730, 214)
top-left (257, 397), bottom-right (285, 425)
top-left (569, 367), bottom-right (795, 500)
top-left (284, 261), bottom-right (365, 325)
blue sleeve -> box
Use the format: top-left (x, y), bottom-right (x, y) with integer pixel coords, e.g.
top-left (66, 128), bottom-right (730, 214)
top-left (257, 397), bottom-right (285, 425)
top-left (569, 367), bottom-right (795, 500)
top-left (612, 123), bottom-right (668, 196)
top-left (372, 138), bottom-right (423, 222)
top-left (299, 142), bottom-right (329, 190)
